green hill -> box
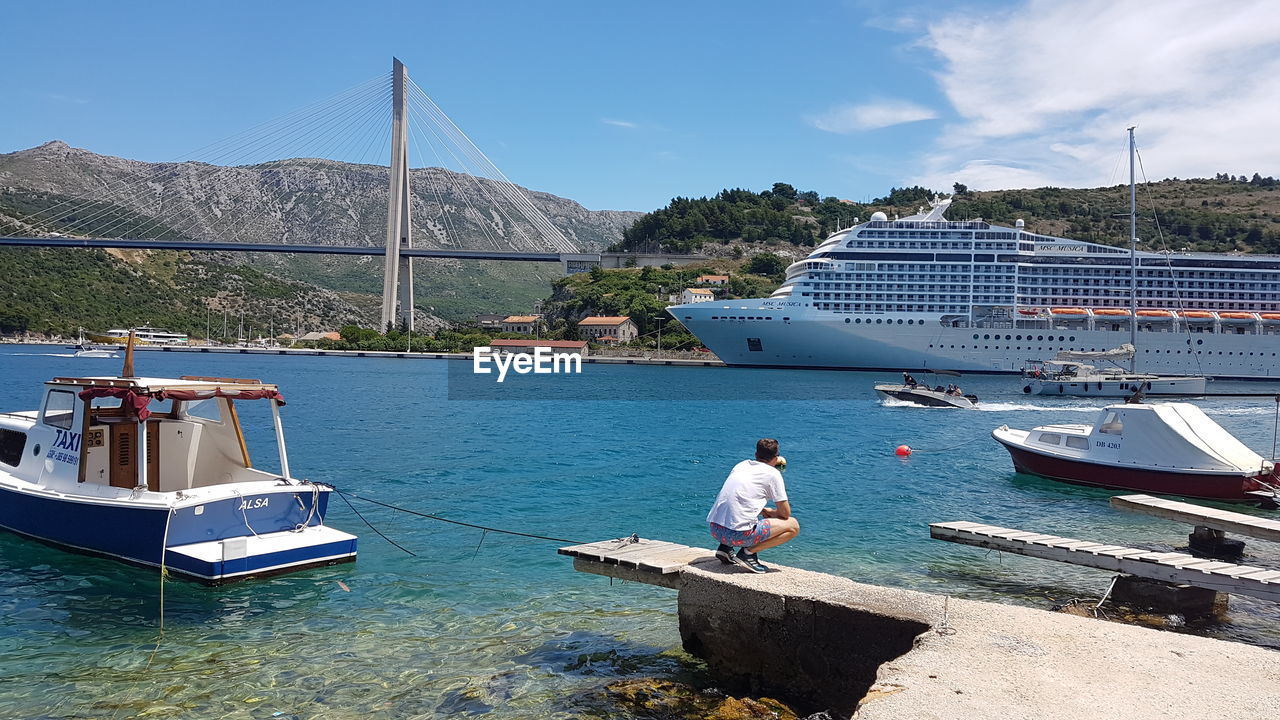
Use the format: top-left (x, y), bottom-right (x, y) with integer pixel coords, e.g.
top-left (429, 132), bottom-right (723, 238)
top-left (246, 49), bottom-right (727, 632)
top-left (612, 176), bottom-right (1280, 255)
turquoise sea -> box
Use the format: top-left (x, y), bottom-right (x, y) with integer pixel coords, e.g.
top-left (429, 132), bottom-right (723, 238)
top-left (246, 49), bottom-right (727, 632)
top-left (1, 346), bottom-right (1278, 718)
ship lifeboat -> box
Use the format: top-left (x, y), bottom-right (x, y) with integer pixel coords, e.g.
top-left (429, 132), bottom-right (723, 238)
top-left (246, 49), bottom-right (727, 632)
top-left (1018, 308), bottom-right (1041, 316)
top-left (1092, 309), bottom-right (1131, 316)
top-left (1050, 307), bottom-right (1089, 315)
top-left (1218, 312), bottom-right (1258, 321)
top-left (1136, 309), bottom-right (1174, 318)
top-left (1179, 311), bottom-right (1215, 320)
top-left (1260, 313), bottom-right (1280, 322)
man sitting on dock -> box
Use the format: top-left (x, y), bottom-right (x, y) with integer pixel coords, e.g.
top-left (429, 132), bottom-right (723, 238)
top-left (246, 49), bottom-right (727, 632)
top-left (707, 438), bottom-right (800, 573)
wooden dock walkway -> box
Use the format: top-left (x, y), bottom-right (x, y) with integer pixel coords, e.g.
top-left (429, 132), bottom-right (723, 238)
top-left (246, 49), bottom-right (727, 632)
top-left (1110, 493), bottom-right (1280, 542)
top-left (558, 537), bottom-right (713, 588)
top-left (929, 521), bottom-right (1280, 602)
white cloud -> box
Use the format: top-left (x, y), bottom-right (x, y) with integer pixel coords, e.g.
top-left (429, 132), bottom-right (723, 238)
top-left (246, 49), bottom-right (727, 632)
top-left (809, 99), bottom-right (938, 133)
top-left (601, 118), bottom-right (638, 129)
top-left (909, 0), bottom-right (1280, 191)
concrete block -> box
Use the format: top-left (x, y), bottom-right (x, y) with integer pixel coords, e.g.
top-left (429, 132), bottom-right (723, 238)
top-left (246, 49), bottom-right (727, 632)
top-left (1110, 575), bottom-right (1227, 617)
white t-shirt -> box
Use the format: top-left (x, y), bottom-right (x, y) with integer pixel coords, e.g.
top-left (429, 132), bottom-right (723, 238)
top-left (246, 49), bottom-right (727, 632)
top-left (706, 459), bottom-right (788, 531)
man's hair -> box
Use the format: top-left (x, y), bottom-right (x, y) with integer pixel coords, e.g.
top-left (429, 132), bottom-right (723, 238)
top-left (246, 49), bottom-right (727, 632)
top-left (755, 438), bottom-right (779, 461)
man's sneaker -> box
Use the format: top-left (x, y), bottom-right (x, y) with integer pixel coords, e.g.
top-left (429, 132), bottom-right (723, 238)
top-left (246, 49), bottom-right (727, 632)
top-left (714, 544), bottom-right (735, 565)
top-left (734, 549), bottom-right (768, 574)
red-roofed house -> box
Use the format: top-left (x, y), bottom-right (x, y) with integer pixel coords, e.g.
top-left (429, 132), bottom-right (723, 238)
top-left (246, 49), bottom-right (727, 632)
top-left (501, 315), bottom-right (543, 334)
top-left (577, 316), bottom-right (638, 344)
top-left (696, 274), bottom-right (729, 285)
top-left (680, 288), bottom-right (715, 303)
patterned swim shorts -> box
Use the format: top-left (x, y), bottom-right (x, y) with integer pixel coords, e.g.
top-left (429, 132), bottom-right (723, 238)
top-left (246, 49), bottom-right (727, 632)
top-left (709, 519), bottom-right (773, 548)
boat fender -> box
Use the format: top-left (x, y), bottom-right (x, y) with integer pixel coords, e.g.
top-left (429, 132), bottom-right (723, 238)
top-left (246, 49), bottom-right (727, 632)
top-left (1058, 384), bottom-right (1064, 394)
top-left (1022, 385), bottom-right (1032, 394)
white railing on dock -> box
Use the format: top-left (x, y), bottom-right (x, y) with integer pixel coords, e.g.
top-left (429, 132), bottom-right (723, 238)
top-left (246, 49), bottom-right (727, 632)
top-left (929, 521), bottom-right (1280, 602)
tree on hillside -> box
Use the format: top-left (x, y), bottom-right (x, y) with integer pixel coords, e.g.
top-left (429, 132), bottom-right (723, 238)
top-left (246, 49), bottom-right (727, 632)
top-left (746, 252), bottom-right (788, 281)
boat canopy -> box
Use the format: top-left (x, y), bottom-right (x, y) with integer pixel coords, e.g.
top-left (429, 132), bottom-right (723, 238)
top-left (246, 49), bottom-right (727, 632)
top-left (1052, 343), bottom-right (1135, 365)
top-left (51, 375), bottom-right (284, 420)
top-left (1101, 403), bottom-right (1266, 474)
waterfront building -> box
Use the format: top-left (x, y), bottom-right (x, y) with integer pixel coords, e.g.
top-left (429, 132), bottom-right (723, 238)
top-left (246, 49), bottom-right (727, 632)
top-left (680, 288), bottom-right (716, 304)
top-left (697, 274), bottom-right (729, 285)
top-left (487, 339), bottom-right (589, 356)
top-left (298, 331), bottom-right (342, 342)
top-left (501, 315), bottom-right (543, 334)
top-left (578, 316), bottom-right (639, 344)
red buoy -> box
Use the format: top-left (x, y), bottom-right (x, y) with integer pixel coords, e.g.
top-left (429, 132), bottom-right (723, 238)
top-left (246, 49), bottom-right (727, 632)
top-left (895, 444), bottom-right (912, 456)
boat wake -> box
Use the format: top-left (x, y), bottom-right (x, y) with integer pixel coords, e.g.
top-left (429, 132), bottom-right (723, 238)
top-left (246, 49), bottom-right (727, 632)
top-left (974, 402), bottom-right (1099, 412)
top-left (6, 352), bottom-right (80, 358)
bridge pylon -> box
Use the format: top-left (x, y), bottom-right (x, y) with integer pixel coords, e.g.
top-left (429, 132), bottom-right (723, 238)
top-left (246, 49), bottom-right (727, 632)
top-left (380, 57), bottom-right (414, 331)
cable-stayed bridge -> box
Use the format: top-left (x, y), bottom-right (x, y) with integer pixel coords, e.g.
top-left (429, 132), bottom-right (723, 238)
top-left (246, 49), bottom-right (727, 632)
top-left (4, 58), bottom-right (702, 330)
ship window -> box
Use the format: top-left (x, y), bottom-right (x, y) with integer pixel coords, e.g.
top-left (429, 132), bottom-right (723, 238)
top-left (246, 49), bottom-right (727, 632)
top-left (1038, 433), bottom-right (1062, 445)
top-left (845, 318), bottom-right (851, 323)
top-left (1099, 412), bottom-right (1123, 435)
top-left (42, 390), bottom-right (76, 430)
top-left (746, 338), bottom-right (763, 352)
top-left (0, 428), bottom-right (26, 467)
top-left (1065, 436), bottom-right (1089, 450)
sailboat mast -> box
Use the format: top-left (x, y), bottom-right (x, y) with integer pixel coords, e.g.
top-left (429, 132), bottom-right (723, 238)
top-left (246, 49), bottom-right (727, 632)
top-left (1128, 126), bottom-right (1137, 372)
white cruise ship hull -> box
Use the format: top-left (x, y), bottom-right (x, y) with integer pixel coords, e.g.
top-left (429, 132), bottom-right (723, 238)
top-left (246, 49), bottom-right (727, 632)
top-left (670, 303), bottom-right (1280, 379)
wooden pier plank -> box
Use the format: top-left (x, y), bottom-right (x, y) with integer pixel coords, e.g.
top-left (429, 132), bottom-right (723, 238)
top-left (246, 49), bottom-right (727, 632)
top-left (1110, 494), bottom-right (1280, 543)
top-left (560, 538), bottom-right (714, 582)
top-left (929, 522), bottom-right (1280, 602)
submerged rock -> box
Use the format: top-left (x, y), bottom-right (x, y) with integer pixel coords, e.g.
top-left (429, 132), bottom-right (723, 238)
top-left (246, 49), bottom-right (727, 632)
top-left (593, 678), bottom-right (799, 720)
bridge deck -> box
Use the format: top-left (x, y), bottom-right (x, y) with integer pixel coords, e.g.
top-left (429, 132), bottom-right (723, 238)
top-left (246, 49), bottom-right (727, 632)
top-left (929, 520), bottom-right (1280, 602)
top-left (1109, 493), bottom-right (1280, 542)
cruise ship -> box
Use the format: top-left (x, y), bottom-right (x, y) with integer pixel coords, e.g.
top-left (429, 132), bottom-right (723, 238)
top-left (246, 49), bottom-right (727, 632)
top-left (669, 200), bottom-right (1280, 379)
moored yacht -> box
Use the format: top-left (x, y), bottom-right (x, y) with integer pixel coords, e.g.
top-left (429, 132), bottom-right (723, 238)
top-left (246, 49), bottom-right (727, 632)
top-left (992, 403), bottom-right (1279, 502)
top-left (0, 346), bottom-right (356, 582)
top-left (1021, 345), bottom-right (1208, 396)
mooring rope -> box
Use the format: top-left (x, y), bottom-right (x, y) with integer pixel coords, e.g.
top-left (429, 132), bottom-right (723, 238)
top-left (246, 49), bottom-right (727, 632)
top-left (335, 490), bottom-right (589, 553)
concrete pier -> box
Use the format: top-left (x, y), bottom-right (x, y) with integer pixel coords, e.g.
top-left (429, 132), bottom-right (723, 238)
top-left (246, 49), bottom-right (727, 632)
top-left (562, 539), bottom-right (1280, 719)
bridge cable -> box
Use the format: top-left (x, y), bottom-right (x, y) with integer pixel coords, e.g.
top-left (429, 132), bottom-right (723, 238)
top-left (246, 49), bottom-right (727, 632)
top-left (80, 79), bottom-right (390, 242)
top-left (407, 79), bottom-right (576, 253)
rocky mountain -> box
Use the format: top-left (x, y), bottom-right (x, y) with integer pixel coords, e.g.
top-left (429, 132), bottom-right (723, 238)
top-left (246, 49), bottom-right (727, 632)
top-left (0, 141), bottom-right (642, 332)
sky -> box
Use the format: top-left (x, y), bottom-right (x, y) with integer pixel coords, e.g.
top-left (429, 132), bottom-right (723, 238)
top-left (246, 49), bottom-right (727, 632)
top-left (3, 0), bottom-right (1279, 212)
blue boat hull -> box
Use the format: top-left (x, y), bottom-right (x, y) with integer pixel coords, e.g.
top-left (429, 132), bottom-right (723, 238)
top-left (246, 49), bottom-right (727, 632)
top-left (0, 484), bottom-right (354, 582)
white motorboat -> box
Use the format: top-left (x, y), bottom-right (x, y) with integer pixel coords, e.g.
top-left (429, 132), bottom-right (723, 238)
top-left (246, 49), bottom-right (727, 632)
top-left (875, 371), bottom-right (978, 408)
top-left (68, 328), bottom-right (120, 358)
top-left (0, 337), bottom-right (357, 582)
top-left (993, 402), bottom-right (1279, 503)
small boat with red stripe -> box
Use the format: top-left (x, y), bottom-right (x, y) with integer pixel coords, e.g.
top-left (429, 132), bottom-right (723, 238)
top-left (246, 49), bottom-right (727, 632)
top-left (993, 402), bottom-right (1279, 504)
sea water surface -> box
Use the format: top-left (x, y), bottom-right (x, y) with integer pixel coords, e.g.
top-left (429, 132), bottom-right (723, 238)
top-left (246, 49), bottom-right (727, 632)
top-left (1, 346), bottom-right (1278, 718)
